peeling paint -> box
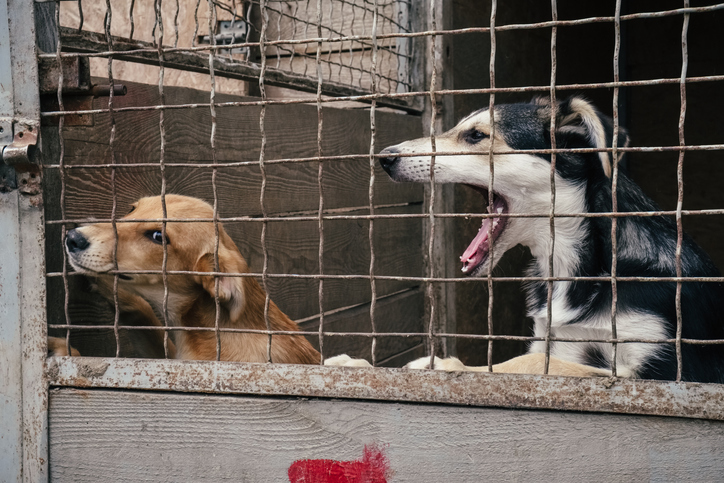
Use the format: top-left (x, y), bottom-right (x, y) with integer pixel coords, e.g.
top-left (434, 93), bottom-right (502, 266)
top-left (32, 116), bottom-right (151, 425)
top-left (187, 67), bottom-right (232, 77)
top-left (46, 356), bottom-right (724, 421)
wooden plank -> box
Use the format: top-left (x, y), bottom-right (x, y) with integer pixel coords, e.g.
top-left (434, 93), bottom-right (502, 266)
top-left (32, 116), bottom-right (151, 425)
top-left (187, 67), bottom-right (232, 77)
top-left (47, 356), bottom-right (724, 420)
top-left (300, 288), bottom-right (425, 364)
top-left (263, 49), bottom-right (405, 94)
top-left (51, 80), bottom-right (422, 219)
top-left (49, 388), bottom-right (724, 482)
top-left (262, 0), bottom-right (400, 55)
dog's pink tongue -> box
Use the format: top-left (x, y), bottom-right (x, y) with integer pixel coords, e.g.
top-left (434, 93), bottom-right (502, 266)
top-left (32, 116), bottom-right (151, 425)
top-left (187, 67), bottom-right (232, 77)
top-left (461, 218), bottom-right (492, 273)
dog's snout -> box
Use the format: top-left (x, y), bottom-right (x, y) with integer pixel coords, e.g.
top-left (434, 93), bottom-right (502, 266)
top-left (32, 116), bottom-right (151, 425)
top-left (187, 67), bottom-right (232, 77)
top-left (379, 147), bottom-right (401, 173)
top-left (65, 228), bottom-right (90, 253)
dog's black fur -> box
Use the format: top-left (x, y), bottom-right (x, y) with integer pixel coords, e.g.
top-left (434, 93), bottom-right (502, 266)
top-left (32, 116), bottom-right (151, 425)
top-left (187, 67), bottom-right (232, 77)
top-left (380, 97), bottom-right (724, 382)
top-left (526, 100), bottom-right (724, 382)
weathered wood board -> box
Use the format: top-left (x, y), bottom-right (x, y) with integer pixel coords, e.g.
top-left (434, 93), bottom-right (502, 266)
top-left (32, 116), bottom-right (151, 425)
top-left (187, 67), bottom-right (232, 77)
top-left (49, 388), bottom-right (724, 482)
top-left (47, 80), bottom-right (421, 218)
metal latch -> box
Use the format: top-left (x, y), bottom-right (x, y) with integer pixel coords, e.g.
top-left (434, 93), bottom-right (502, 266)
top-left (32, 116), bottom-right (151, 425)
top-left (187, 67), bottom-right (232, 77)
top-left (0, 120), bottom-right (39, 193)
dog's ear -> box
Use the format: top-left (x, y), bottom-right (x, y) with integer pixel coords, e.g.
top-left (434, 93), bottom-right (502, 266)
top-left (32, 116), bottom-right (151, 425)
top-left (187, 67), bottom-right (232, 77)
top-left (555, 97), bottom-right (630, 178)
top-left (194, 234), bottom-right (247, 320)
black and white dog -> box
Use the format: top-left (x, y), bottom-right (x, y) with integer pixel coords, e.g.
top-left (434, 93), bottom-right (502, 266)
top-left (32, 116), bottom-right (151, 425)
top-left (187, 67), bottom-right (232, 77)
top-left (329, 96), bottom-right (724, 382)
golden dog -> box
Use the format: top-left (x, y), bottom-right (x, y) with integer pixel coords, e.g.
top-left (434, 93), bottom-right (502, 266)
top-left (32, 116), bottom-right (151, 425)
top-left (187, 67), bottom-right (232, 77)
top-left (55, 194), bottom-right (320, 364)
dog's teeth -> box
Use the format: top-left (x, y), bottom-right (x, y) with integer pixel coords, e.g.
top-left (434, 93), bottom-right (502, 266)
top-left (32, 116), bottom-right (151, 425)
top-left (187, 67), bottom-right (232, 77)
top-left (496, 207), bottom-right (503, 214)
top-left (461, 265), bottom-right (468, 273)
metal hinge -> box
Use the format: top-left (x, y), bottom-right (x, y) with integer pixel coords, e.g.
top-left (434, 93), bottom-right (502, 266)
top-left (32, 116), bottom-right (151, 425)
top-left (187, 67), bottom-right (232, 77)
top-left (198, 20), bottom-right (249, 57)
top-left (0, 120), bottom-right (40, 194)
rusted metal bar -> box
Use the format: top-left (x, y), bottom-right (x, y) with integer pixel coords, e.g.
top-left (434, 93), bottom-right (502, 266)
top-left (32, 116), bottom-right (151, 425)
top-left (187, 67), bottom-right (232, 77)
top-left (43, 200), bottom-right (724, 226)
top-left (544, 0), bottom-right (558, 375)
top-left (610, 0), bottom-right (622, 377)
top-left (206, 0), bottom-right (223, 362)
top-left (487, 0), bottom-right (497, 373)
top-left (44, 269), bottom-right (724, 284)
top-left (258, 0), bottom-right (273, 363)
top-left (54, 0), bottom-right (73, 369)
top-left (675, 3), bottom-right (691, 381)
top-left (368, 0), bottom-right (379, 365)
top-left (154, 0), bottom-right (172, 359)
top-left (89, 84), bottom-right (127, 97)
top-left (36, 143), bottom-right (724, 172)
top-left (102, 0), bottom-right (122, 358)
top-left (315, 0), bottom-right (326, 363)
top-left (43, 324), bottom-right (724, 346)
top-left (425, 0), bottom-right (440, 369)
top-left (46, 357), bottom-right (724, 421)
top-left (37, 73), bottom-right (724, 117)
top-left (35, 4), bottom-right (724, 59)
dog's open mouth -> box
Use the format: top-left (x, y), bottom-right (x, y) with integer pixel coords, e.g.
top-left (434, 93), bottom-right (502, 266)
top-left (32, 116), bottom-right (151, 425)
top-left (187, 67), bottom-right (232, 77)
top-left (460, 187), bottom-right (508, 275)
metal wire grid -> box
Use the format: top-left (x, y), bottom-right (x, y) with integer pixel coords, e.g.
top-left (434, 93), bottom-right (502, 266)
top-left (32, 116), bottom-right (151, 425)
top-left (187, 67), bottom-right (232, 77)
top-left (52, 0), bottom-right (412, 96)
top-left (41, 1), bottom-right (724, 383)
top-left (256, 0), bottom-right (411, 94)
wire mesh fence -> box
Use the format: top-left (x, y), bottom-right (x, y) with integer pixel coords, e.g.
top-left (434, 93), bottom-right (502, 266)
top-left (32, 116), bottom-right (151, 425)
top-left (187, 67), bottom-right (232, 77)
top-left (39, 0), bottom-right (724, 395)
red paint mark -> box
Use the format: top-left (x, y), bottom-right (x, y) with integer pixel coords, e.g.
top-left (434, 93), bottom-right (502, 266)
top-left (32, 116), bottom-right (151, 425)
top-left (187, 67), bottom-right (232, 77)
top-left (288, 444), bottom-right (390, 483)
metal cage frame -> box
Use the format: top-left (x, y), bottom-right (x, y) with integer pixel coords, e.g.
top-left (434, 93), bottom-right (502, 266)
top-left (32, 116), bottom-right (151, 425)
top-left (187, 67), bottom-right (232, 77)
top-left (4, 1), bottom-right (724, 480)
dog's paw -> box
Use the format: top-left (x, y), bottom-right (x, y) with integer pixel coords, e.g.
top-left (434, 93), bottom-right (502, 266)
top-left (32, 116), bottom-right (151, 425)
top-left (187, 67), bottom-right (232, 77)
top-left (47, 336), bottom-right (81, 357)
top-left (405, 356), bottom-right (468, 371)
top-left (324, 354), bottom-right (373, 367)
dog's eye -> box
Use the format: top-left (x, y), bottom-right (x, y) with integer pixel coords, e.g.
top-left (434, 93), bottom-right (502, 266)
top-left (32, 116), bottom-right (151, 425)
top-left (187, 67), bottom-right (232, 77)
top-left (127, 205), bottom-right (136, 214)
top-left (463, 129), bottom-right (488, 144)
top-left (146, 230), bottom-right (169, 245)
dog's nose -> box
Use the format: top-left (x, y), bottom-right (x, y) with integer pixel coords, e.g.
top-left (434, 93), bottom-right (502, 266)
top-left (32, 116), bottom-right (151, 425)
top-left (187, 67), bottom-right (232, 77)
top-left (379, 147), bottom-right (401, 174)
top-left (65, 229), bottom-right (90, 253)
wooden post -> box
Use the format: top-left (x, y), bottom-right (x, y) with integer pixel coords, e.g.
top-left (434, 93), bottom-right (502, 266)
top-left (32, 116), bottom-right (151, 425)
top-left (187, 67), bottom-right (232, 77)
top-left (0, 0), bottom-right (49, 481)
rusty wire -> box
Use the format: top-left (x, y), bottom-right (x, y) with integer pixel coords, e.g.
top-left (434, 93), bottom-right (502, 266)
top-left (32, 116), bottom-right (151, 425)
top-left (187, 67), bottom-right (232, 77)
top-left (207, 0), bottom-right (223, 362)
top-left (544, 0), bottom-right (558, 376)
top-left (45, 270), bottom-right (724, 284)
top-left (37, 3), bottom-right (724, 61)
top-left (247, 0), bottom-right (410, 93)
top-left (485, 0), bottom-right (497, 373)
top-left (41, 207), bottom-right (724, 225)
top-left (42, 2), bottom-right (724, 384)
top-left (38, 143), bottom-right (724, 172)
top-left (676, 2), bottom-right (691, 381)
top-left (609, 0), bottom-right (622, 377)
top-left (154, 0), bottom-right (172, 359)
top-left (54, 0), bottom-right (71, 358)
top-left (368, 0), bottom-right (379, 366)
top-left (258, 0), bottom-right (273, 363)
top-left (425, 0), bottom-right (439, 370)
top-left (103, 0), bottom-right (121, 358)
top-left (316, 0), bottom-right (326, 364)
top-left (43, 322), bottom-right (724, 346)
top-left (37, 74), bottom-right (724, 117)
